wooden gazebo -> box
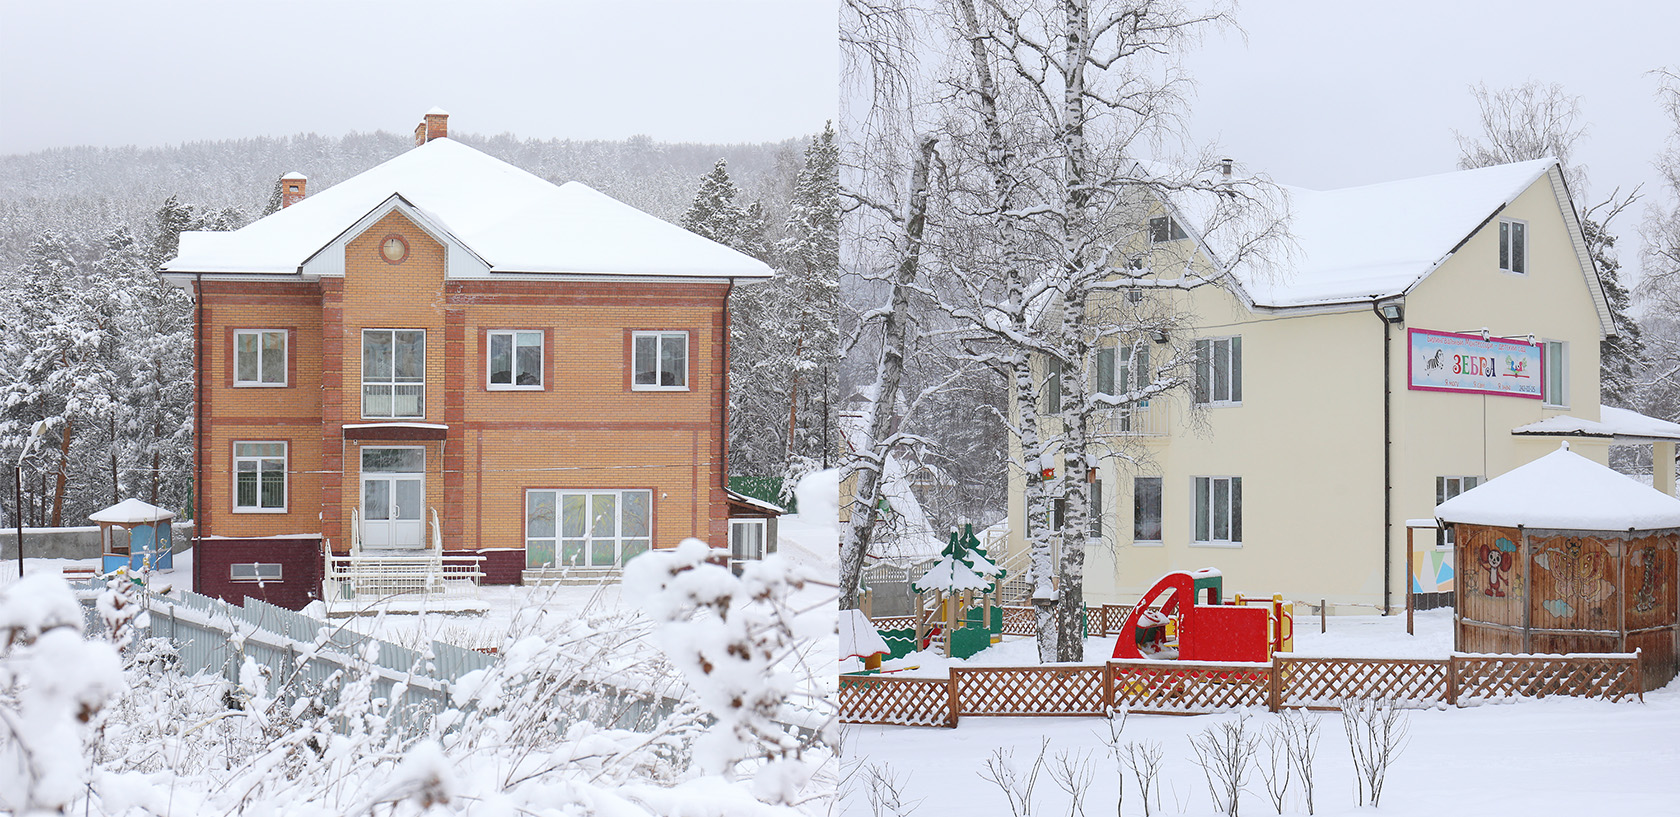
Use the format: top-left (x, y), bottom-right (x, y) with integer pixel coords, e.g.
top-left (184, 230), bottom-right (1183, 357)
top-left (90, 498), bottom-right (176, 575)
top-left (1436, 443), bottom-right (1679, 690)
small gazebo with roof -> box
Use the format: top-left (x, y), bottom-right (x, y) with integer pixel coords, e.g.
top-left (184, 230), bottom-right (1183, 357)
top-left (90, 498), bottom-right (176, 575)
top-left (1436, 443), bottom-right (1680, 690)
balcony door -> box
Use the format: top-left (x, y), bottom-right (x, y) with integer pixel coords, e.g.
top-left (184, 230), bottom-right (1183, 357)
top-left (361, 447), bottom-right (425, 549)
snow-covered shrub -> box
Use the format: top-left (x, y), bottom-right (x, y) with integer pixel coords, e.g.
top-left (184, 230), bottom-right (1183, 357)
top-left (0, 572), bottom-right (125, 813)
top-left (1188, 710), bottom-right (1260, 817)
top-left (1339, 697), bottom-right (1409, 807)
top-left (623, 538), bottom-right (816, 790)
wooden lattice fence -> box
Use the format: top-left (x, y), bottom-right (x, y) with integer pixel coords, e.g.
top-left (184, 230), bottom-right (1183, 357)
top-left (1107, 659), bottom-right (1271, 714)
top-left (838, 674), bottom-right (956, 728)
top-left (841, 652), bottom-right (1645, 726)
top-left (954, 666), bottom-right (1107, 716)
top-left (1451, 652), bottom-right (1643, 704)
top-left (868, 615), bottom-right (917, 633)
top-left (1000, 606), bottom-right (1036, 637)
top-left (1274, 656), bottom-right (1449, 710)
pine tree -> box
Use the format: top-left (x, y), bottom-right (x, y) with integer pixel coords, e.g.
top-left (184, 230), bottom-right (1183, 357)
top-left (774, 124), bottom-right (840, 493)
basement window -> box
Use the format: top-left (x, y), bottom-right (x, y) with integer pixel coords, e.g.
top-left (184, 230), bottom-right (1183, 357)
top-left (230, 563), bottom-right (283, 583)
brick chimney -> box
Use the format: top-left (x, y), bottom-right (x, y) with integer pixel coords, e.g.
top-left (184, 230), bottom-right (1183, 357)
top-left (281, 172), bottom-right (307, 208)
top-left (415, 107), bottom-right (449, 145)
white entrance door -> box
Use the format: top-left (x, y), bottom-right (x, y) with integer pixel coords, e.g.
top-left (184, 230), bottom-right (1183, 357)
top-left (361, 447), bottom-right (425, 549)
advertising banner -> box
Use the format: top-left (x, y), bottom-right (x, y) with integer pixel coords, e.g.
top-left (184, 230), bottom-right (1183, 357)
top-left (1407, 328), bottom-right (1543, 399)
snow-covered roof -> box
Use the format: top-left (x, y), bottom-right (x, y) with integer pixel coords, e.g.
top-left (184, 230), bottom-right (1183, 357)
top-left (1510, 405), bottom-right (1680, 442)
top-left (1165, 159), bottom-right (1608, 327)
top-left (839, 609), bottom-right (889, 659)
top-left (726, 489), bottom-right (785, 514)
top-left (425, 106), bottom-right (450, 116)
top-left (281, 172), bottom-right (307, 181)
top-left (88, 498), bottom-right (175, 524)
top-left (838, 413), bottom-right (945, 561)
top-left (161, 138), bottom-right (772, 280)
top-left (1434, 443), bottom-right (1680, 530)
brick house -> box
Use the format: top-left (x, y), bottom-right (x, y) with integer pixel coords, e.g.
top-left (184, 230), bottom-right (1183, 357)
top-left (161, 111), bottom-right (771, 607)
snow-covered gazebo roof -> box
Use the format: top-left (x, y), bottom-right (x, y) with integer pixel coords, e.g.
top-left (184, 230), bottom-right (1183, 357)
top-left (1435, 443), bottom-right (1680, 530)
top-left (1511, 405), bottom-right (1680, 443)
top-left (88, 498), bottom-right (175, 525)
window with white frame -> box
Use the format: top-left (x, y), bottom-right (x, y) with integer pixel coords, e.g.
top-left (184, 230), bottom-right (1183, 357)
top-left (1089, 479), bottom-right (1103, 537)
top-left (234, 442), bottom-right (286, 512)
top-left (229, 563), bottom-right (283, 583)
top-left (1543, 340), bottom-right (1567, 407)
top-left (234, 330), bottom-right (287, 386)
top-left (525, 489), bottom-right (653, 568)
top-left (1499, 218), bottom-right (1527, 274)
top-left (362, 329), bottom-right (425, 418)
top-left (487, 330), bottom-right (543, 389)
top-left (1134, 476), bottom-right (1163, 543)
top-left (1192, 476), bottom-right (1242, 545)
top-left (729, 518), bottom-right (769, 575)
top-left (1149, 215), bottom-right (1188, 243)
top-left (632, 331), bottom-right (688, 389)
top-left (1194, 336), bottom-right (1242, 404)
top-left (1436, 476), bottom-right (1479, 547)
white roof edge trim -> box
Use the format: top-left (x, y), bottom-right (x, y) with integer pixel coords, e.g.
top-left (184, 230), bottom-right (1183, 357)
top-left (299, 193), bottom-right (491, 280)
top-left (1548, 166), bottom-right (1618, 340)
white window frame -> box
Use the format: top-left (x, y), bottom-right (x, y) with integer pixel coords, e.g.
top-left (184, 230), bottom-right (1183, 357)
top-left (229, 563), bottom-right (283, 583)
top-left (1149, 215), bottom-right (1188, 243)
top-left (234, 329), bottom-right (287, 387)
top-left (1191, 475), bottom-right (1242, 547)
top-left (486, 330), bottom-right (544, 390)
top-left (233, 441), bottom-right (287, 513)
top-left (729, 518), bottom-right (769, 574)
top-left (1542, 340), bottom-right (1568, 408)
top-left (362, 329), bottom-right (426, 419)
top-left (525, 489), bottom-right (654, 568)
top-left (1498, 218), bottom-right (1528, 275)
top-left (1194, 336), bottom-right (1243, 406)
top-left (1133, 476), bottom-right (1164, 546)
top-left (1436, 476), bottom-right (1480, 548)
top-left (631, 331), bottom-right (689, 391)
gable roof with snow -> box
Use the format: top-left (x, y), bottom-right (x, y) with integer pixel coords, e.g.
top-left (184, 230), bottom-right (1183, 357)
top-left (160, 138), bottom-right (772, 280)
top-left (1434, 443), bottom-right (1680, 530)
top-left (89, 498), bottom-right (175, 524)
top-left (1162, 159), bottom-right (1613, 334)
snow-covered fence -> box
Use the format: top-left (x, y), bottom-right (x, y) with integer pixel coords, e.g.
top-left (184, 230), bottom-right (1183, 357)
top-left (838, 674), bottom-right (957, 728)
top-left (841, 652), bottom-right (1645, 726)
top-left (1450, 652), bottom-right (1643, 704)
top-left (953, 665), bottom-right (1107, 716)
top-left (1274, 656), bottom-right (1451, 710)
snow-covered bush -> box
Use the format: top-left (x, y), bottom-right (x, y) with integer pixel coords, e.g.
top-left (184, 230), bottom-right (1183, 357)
top-left (624, 537), bottom-right (825, 802)
top-left (0, 572), bottom-right (125, 813)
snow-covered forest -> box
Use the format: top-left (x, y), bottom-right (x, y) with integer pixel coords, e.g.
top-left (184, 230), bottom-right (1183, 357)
top-left (0, 127), bottom-right (835, 524)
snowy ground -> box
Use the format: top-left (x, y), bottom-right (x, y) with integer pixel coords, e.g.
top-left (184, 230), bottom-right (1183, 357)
top-left (841, 609), bottom-right (1680, 816)
top-left (0, 472), bottom-right (840, 816)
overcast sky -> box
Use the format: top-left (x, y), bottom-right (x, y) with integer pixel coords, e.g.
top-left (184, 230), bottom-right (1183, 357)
top-left (1178, 0), bottom-right (1678, 280)
top-left (0, 0), bottom-right (838, 153)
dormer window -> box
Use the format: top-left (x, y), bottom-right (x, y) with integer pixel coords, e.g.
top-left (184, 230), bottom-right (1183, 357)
top-left (1149, 215), bottom-right (1187, 243)
top-left (1499, 218), bottom-right (1527, 274)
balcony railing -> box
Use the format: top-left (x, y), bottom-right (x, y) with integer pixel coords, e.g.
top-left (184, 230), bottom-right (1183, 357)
top-left (1090, 402), bottom-right (1167, 437)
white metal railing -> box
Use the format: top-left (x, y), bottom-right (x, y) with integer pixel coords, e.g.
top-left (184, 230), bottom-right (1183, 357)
top-left (350, 507), bottom-right (362, 553)
top-left (325, 507), bottom-right (483, 602)
top-left (1091, 402), bottom-right (1167, 436)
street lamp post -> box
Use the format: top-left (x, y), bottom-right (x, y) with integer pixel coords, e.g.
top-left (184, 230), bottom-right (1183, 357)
top-left (14, 421), bottom-right (48, 579)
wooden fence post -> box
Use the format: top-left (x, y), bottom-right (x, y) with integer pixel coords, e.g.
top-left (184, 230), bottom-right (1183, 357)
top-left (1446, 654), bottom-right (1459, 707)
top-left (1103, 661), bottom-right (1115, 715)
top-left (1268, 659), bottom-right (1281, 712)
top-left (947, 670), bottom-right (961, 727)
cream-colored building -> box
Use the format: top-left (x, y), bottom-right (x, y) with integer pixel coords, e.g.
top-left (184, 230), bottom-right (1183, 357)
top-left (1007, 158), bottom-right (1678, 613)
